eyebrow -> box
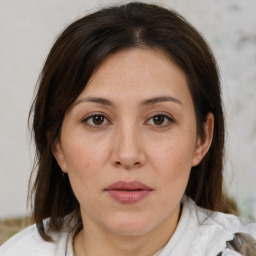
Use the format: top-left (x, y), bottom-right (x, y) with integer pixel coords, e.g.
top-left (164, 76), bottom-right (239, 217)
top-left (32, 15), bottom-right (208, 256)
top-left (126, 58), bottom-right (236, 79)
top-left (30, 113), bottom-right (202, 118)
top-left (141, 96), bottom-right (182, 106)
top-left (74, 97), bottom-right (114, 107)
top-left (74, 96), bottom-right (182, 107)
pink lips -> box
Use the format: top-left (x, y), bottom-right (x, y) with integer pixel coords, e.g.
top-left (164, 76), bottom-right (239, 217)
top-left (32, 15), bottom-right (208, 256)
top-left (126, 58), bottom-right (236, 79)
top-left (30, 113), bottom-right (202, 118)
top-left (105, 181), bottom-right (153, 204)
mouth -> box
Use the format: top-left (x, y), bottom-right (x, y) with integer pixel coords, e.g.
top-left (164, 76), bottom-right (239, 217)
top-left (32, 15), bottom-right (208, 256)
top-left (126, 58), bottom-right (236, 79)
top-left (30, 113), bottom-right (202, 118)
top-left (104, 180), bottom-right (153, 204)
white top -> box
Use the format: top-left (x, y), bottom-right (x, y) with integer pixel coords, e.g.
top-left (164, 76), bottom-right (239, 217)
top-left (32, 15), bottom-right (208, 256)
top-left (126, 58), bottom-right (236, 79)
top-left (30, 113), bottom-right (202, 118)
top-left (1, 197), bottom-right (256, 256)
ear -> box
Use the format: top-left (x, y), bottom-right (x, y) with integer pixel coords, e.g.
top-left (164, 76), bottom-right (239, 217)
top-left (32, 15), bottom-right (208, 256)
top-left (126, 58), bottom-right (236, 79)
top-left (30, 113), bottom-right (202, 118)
top-left (52, 139), bottom-right (68, 173)
top-left (192, 113), bottom-right (214, 166)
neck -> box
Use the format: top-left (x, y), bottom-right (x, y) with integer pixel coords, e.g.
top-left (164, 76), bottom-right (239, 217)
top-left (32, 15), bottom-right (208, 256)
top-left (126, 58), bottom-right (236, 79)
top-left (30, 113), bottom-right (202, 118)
top-left (74, 207), bottom-right (180, 256)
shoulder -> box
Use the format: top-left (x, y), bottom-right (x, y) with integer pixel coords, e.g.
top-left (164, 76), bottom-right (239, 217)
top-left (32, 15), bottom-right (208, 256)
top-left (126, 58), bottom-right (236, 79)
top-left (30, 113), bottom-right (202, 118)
top-left (186, 197), bottom-right (256, 256)
top-left (0, 224), bottom-right (69, 256)
top-left (160, 197), bottom-right (256, 256)
top-left (196, 199), bottom-right (256, 239)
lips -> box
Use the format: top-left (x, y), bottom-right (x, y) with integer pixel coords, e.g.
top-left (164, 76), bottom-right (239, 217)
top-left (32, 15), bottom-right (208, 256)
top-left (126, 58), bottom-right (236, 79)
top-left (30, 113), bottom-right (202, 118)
top-left (104, 181), bottom-right (153, 204)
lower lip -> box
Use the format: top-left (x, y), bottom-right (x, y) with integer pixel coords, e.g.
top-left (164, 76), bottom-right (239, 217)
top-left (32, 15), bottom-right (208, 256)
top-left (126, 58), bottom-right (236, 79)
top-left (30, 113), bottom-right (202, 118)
top-left (106, 190), bottom-right (151, 204)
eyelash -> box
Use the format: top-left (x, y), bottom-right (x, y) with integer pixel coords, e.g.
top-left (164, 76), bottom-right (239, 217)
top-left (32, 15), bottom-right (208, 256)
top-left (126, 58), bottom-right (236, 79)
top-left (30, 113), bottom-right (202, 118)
top-left (82, 113), bottom-right (174, 129)
top-left (83, 114), bottom-right (111, 129)
top-left (146, 114), bottom-right (174, 128)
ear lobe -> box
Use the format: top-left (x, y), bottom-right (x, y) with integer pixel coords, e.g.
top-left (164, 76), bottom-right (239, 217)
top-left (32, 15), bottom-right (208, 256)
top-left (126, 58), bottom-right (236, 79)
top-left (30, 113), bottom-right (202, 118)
top-left (52, 140), bottom-right (68, 173)
top-left (192, 113), bottom-right (214, 166)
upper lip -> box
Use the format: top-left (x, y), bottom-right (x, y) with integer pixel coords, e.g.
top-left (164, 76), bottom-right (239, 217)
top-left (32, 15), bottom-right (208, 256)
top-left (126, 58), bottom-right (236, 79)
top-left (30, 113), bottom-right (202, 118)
top-left (105, 180), bottom-right (153, 191)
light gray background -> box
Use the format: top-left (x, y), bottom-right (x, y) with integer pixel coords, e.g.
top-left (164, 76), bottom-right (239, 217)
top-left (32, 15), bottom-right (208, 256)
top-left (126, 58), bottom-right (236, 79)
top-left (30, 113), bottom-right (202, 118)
top-left (0, 0), bottom-right (255, 219)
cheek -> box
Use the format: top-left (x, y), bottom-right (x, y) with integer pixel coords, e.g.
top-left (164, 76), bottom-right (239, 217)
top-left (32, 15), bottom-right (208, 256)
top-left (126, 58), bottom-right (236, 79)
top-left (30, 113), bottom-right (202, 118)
top-left (148, 135), bottom-right (195, 190)
top-left (61, 135), bottom-right (112, 195)
top-left (63, 136), bottom-right (107, 173)
top-left (150, 137), bottom-right (195, 171)
top-left (64, 145), bottom-right (92, 173)
top-left (63, 144), bottom-right (102, 205)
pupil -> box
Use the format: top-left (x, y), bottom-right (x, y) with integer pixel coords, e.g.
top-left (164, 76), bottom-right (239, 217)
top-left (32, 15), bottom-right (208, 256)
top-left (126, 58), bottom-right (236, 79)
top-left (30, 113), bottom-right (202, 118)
top-left (93, 115), bottom-right (104, 125)
top-left (153, 115), bottom-right (164, 125)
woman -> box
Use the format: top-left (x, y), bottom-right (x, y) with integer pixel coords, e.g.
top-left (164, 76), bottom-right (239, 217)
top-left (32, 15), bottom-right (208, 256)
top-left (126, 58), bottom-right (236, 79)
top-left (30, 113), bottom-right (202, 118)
top-left (1, 2), bottom-right (255, 256)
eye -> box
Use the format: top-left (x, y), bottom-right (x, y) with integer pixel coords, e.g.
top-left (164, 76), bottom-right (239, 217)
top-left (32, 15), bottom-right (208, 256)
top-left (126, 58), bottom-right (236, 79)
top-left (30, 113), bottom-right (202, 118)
top-left (146, 114), bottom-right (173, 127)
top-left (83, 114), bottom-right (110, 127)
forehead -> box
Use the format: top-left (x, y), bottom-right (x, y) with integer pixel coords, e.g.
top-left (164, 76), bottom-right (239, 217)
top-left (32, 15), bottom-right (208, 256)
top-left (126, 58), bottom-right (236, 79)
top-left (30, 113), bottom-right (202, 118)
top-left (76, 48), bottom-right (192, 107)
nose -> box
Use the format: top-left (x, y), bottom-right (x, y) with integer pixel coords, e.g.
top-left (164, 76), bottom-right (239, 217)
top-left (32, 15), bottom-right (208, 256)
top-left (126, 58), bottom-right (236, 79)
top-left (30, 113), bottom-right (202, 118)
top-left (111, 122), bottom-right (146, 169)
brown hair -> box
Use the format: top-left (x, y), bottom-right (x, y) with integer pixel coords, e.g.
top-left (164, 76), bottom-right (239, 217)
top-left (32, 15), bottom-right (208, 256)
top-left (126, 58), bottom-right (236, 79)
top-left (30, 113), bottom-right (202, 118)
top-left (29, 2), bottom-right (225, 240)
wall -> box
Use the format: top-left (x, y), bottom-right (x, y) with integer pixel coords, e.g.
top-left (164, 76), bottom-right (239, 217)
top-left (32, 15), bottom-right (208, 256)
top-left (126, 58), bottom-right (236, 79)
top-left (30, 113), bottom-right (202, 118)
top-left (0, 0), bottom-right (255, 218)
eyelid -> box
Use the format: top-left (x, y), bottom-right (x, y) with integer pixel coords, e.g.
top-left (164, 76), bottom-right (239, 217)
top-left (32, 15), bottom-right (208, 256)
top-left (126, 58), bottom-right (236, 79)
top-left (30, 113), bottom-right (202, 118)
top-left (145, 113), bottom-right (175, 127)
top-left (82, 113), bottom-right (112, 128)
top-left (81, 112), bottom-right (175, 130)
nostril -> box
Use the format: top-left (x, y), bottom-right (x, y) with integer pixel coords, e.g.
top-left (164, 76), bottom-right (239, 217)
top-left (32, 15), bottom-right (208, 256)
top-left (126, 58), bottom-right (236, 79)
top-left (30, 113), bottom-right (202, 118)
top-left (114, 161), bottom-right (141, 168)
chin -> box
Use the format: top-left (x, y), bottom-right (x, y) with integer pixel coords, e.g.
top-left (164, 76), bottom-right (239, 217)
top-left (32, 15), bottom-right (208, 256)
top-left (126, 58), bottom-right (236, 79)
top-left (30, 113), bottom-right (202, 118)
top-left (102, 214), bottom-right (158, 236)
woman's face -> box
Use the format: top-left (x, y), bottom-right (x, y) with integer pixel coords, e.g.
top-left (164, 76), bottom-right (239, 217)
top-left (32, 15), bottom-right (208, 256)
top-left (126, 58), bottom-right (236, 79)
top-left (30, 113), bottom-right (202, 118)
top-left (54, 48), bottom-right (212, 237)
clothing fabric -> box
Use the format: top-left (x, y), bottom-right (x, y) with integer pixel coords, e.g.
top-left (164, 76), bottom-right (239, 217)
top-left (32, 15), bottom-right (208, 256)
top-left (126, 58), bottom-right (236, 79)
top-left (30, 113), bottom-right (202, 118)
top-left (1, 197), bottom-right (256, 256)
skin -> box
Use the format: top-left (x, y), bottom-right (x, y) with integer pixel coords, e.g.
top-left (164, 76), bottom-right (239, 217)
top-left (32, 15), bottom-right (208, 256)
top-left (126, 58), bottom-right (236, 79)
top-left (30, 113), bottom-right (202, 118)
top-left (53, 48), bottom-right (214, 256)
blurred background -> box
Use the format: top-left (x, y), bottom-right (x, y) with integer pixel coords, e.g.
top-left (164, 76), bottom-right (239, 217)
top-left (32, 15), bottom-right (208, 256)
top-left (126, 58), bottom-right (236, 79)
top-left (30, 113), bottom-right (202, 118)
top-left (0, 0), bottom-right (255, 229)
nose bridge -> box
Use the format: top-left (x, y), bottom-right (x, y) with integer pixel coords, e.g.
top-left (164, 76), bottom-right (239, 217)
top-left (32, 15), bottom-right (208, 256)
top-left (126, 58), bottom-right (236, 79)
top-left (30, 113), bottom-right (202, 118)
top-left (113, 118), bottom-right (144, 168)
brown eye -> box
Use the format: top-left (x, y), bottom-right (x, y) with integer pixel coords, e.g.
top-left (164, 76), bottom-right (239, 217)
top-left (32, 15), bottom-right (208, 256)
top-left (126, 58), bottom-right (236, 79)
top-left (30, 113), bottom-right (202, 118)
top-left (92, 115), bottom-right (105, 125)
top-left (153, 115), bottom-right (165, 125)
top-left (146, 114), bottom-right (174, 127)
top-left (84, 114), bottom-right (109, 127)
